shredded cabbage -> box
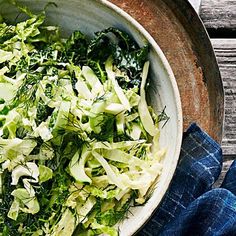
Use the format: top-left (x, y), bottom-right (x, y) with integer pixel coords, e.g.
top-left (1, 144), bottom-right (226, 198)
top-left (0, 4), bottom-right (169, 236)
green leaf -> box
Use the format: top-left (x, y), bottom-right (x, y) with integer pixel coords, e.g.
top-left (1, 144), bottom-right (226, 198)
top-left (9, 188), bottom-right (40, 218)
top-left (69, 147), bottom-right (92, 184)
top-left (39, 165), bottom-right (53, 183)
top-left (64, 31), bottom-right (88, 64)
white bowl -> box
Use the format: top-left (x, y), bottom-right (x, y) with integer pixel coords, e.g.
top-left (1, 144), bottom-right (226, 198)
top-left (0, 0), bottom-right (183, 235)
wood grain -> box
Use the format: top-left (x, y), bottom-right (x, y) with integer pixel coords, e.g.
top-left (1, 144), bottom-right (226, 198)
top-left (212, 39), bottom-right (236, 155)
top-left (200, 0), bottom-right (236, 32)
top-left (213, 159), bottom-right (234, 187)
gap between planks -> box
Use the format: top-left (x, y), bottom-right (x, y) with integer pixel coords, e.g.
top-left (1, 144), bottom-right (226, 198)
top-left (200, 0), bottom-right (236, 37)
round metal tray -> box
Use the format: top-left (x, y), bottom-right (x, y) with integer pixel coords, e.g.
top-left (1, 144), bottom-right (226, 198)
top-left (110, 0), bottom-right (224, 143)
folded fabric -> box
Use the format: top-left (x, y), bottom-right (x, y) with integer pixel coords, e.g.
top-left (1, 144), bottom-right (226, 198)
top-left (138, 123), bottom-right (236, 236)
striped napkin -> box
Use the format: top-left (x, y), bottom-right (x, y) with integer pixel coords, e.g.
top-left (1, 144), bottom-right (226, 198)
top-left (138, 123), bottom-right (236, 235)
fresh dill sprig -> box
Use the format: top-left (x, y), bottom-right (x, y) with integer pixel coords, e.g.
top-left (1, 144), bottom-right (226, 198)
top-left (157, 106), bottom-right (170, 128)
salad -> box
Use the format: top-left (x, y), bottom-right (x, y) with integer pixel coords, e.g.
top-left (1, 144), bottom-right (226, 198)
top-left (0, 3), bottom-right (168, 236)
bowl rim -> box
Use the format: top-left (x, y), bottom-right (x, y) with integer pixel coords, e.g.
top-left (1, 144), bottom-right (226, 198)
top-left (99, 0), bottom-right (183, 234)
top-left (0, 0), bottom-right (183, 234)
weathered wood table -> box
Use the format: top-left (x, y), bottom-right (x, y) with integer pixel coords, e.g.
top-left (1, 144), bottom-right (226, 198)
top-left (198, 0), bottom-right (236, 182)
top-left (158, 0), bottom-right (236, 182)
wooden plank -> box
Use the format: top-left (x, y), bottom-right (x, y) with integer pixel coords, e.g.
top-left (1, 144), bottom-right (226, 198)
top-left (200, 0), bottom-right (236, 34)
top-left (213, 159), bottom-right (234, 187)
top-left (211, 39), bottom-right (236, 155)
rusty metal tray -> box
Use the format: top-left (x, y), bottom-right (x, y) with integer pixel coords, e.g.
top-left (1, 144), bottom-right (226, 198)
top-left (110, 0), bottom-right (224, 143)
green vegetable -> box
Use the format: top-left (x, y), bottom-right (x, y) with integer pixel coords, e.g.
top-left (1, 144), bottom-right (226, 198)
top-left (0, 3), bottom-right (169, 236)
top-left (138, 61), bottom-right (158, 136)
top-left (38, 165), bottom-right (53, 183)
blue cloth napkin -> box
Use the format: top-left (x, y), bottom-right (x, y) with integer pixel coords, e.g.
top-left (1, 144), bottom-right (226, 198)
top-left (138, 123), bottom-right (236, 236)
